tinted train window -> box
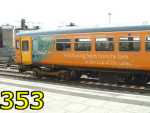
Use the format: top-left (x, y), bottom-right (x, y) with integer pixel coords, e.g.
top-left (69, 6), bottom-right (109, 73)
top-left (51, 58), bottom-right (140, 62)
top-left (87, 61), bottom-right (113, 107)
top-left (119, 37), bottom-right (140, 51)
top-left (74, 38), bottom-right (91, 51)
top-left (96, 38), bottom-right (114, 51)
top-left (145, 36), bottom-right (150, 51)
top-left (22, 41), bottom-right (29, 51)
top-left (56, 39), bottom-right (71, 51)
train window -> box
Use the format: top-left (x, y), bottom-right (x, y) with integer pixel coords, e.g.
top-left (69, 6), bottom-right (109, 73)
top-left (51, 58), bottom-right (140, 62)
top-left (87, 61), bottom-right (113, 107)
top-left (74, 38), bottom-right (91, 51)
top-left (56, 39), bottom-right (71, 51)
top-left (22, 41), bottom-right (29, 51)
top-left (145, 36), bottom-right (150, 51)
top-left (16, 40), bottom-right (20, 49)
top-left (96, 38), bottom-right (114, 51)
top-left (119, 37), bottom-right (140, 51)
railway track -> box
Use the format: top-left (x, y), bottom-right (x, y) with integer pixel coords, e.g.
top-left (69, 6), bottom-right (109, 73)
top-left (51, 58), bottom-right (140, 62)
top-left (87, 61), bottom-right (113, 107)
top-left (0, 65), bottom-right (150, 95)
top-left (0, 64), bottom-right (18, 69)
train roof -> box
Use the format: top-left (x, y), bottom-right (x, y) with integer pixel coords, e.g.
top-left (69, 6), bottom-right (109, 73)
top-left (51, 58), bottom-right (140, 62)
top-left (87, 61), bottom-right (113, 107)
top-left (17, 25), bottom-right (150, 36)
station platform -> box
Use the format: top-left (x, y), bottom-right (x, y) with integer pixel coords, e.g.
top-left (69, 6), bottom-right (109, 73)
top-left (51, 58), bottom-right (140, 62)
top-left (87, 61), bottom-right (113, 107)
top-left (0, 76), bottom-right (149, 113)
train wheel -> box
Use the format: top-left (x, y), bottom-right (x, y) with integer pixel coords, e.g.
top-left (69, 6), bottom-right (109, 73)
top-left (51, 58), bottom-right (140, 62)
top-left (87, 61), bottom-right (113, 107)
top-left (19, 69), bottom-right (23, 73)
top-left (135, 74), bottom-right (149, 84)
top-left (70, 71), bottom-right (81, 80)
top-left (59, 70), bottom-right (71, 81)
top-left (18, 65), bottom-right (24, 73)
top-left (32, 68), bottom-right (42, 79)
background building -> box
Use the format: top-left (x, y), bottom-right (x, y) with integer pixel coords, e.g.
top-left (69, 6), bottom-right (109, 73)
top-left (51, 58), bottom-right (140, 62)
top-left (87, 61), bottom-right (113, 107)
top-left (0, 25), bottom-right (15, 63)
top-left (1, 25), bottom-right (15, 48)
top-left (0, 19), bottom-right (40, 63)
top-left (0, 27), bottom-right (2, 48)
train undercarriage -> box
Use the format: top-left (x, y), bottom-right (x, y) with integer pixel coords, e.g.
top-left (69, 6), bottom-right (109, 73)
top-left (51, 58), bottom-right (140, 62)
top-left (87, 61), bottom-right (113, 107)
top-left (17, 64), bottom-right (150, 85)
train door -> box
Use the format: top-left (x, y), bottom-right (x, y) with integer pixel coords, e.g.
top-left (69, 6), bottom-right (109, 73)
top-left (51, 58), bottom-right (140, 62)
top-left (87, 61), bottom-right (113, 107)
top-left (15, 36), bottom-right (22, 64)
top-left (21, 36), bottom-right (32, 65)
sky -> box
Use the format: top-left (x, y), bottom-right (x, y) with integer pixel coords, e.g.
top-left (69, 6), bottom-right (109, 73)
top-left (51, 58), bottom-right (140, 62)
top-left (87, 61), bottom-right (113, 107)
top-left (1, 0), bottom-right (150, 29)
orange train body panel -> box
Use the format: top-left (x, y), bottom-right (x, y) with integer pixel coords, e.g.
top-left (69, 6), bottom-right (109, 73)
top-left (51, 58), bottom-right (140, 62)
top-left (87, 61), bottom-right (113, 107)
top-left (16, 26), bottom-right (150, 71)
top-left (38, 31), bottom-right (150, 71)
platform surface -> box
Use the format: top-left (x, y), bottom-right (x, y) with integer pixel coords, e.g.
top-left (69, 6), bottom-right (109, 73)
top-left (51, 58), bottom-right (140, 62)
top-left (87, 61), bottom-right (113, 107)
top-left (0, 76), bottom-right (149, 113)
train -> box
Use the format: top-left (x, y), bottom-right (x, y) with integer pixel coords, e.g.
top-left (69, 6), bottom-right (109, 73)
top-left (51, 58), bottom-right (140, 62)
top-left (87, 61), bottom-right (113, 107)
top-left (15, 25), bottom-right (150, 84)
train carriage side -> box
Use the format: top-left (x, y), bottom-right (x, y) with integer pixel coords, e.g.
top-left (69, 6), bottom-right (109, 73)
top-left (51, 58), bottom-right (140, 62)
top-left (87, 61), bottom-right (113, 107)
top-left (40, 30), bottom-right (150, 83)
top-left (40, 31), bottom-right (150, 71)
top-left (15, 26), bottom-right (150, 83)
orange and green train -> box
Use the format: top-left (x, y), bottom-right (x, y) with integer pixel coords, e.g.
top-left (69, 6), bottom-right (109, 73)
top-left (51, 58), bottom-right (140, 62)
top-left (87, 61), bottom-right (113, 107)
top-left (15, 25), bottom-right (150, 84)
